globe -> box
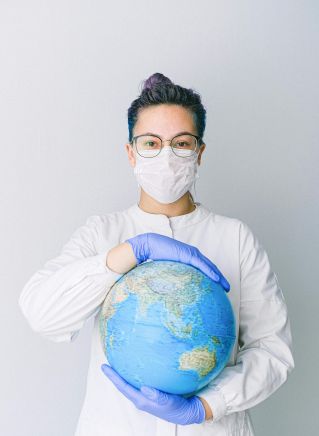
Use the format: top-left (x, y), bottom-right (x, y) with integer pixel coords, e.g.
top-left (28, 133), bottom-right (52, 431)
top-left (99, 260), bottom-right (236, 396)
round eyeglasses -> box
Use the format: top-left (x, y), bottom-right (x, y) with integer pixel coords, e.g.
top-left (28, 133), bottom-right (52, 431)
top-left (130, 133), bottom-right (201, 158)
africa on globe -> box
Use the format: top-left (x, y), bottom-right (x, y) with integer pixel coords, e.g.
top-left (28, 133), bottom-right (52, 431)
top-left (99, 260), bottom-right (235, 396)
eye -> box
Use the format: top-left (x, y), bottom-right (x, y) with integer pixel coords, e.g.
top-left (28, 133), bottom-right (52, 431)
top-left (175, 141), bottom-right (192, 148)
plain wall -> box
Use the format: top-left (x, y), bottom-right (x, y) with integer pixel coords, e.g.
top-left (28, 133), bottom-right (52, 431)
top-left (0, 1), bottom-right (318, 435)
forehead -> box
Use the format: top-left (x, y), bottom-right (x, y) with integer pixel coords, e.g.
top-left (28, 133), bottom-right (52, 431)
top-left (134, 104), bottom-right (197, 136)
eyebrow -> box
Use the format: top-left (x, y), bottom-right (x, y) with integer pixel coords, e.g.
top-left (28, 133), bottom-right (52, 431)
top-left (137, 131), bottom-right (197, 138)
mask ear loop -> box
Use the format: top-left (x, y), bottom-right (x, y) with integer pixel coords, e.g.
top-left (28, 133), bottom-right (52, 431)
top-left (192, 173), bottom-right (200, 203)
top-left (137, 182), bottom-right (141, 203)
top-left (192, 146), bottom-right (201, 203)
top-left (133, 146), bottom-right (139, 203)
top-left (137, 180), bottom-right (145, 204)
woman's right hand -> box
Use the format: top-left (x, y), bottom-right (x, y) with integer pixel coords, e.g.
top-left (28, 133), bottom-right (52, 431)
top-left (125, 232), bottom-right (230, 292)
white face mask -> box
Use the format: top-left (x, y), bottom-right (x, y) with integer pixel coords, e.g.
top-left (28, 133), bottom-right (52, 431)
top-left (133, 147), bottom-right (200, 204)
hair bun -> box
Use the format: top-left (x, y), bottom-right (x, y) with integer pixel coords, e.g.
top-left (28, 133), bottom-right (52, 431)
top-left (142, 73), bottom-right (173, 91)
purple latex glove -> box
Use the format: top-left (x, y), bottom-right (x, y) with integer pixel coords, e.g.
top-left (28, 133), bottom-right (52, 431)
top-left (125, 232), bottom-right (230, 292)
top-left (101, 363), bottom-right (206, 425)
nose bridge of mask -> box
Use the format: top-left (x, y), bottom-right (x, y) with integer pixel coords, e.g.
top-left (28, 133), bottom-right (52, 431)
top-left (145, 146), bottom-right (198, 162)
top-left (134, 146), bottom-right (179, 172)
top-left (159, 146), bottom-right (184, 168)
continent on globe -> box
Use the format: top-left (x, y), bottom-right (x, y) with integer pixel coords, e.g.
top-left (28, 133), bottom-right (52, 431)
top-left (179, 346), bottom-right (216, 377)
top-left (99, 260), bottom-right (235, 396)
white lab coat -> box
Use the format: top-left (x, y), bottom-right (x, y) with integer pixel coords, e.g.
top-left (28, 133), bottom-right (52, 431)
top-left (18, 202), bottom-right (295, 436)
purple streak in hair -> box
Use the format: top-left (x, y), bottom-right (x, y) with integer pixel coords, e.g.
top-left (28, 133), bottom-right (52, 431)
top-left (142, 73), bottom-right (173, 91)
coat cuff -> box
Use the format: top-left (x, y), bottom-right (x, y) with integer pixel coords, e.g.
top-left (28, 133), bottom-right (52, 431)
top-left (197, 385), bottom-right (228, 423)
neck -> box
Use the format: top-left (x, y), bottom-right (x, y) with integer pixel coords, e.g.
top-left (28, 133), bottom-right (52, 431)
top-left (138, 190), bottom-right (196, 218)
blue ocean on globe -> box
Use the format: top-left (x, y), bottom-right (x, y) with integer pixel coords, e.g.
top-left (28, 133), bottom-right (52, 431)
top-left (99, 260), bottom-right (236, 396)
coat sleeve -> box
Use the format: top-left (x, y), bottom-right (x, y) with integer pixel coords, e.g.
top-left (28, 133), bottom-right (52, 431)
top-left (197, 220), bottom-right (295, 422)
top-left (18, 215), bottom-right (123, 343)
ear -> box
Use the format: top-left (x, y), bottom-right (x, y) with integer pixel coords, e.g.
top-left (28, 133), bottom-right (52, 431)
top-left (197, 143), bottom-right (206, 166)
top-left (125, 142), bottom-right (136, 167)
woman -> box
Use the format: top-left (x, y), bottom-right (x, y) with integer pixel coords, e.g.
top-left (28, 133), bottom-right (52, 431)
top-left (18, 73), bottom-right (295, 436)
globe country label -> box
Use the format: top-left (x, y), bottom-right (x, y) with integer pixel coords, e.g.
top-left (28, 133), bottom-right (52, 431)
top-left (99, 260), bottom-right (236, 396)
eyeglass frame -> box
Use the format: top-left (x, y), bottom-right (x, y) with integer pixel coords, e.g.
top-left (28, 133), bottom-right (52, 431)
top-left (129, 132), bottom-right (203, 158)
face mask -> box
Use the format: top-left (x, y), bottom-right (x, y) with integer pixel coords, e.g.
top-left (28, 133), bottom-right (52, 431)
top-left (133, 147), bottom-right (200, 204)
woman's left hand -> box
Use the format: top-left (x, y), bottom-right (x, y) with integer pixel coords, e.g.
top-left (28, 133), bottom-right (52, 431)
top-left (101, 364), bottom-right (206, 425)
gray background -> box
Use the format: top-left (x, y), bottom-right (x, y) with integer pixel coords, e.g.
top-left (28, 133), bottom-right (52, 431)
top-left (0, 1), bottom-right (318, 435)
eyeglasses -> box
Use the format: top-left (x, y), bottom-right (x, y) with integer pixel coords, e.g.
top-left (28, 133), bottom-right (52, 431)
top-left (130, 133), bottom-right (201, 158)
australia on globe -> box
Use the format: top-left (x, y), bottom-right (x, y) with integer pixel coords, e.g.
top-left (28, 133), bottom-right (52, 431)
top-left (99, 260), bottom-right (236, 396)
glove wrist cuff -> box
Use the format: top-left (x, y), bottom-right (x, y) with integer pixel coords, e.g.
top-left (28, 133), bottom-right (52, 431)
top-left (125, 233), bottom-right (150, 264)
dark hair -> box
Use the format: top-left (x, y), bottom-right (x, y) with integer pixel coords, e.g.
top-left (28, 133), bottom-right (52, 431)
top-left (127, 73), bottom-right (206, 145)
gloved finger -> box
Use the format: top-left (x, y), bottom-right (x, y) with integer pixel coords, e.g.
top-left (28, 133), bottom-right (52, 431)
top-left (190, 255), bottom-right (220, 282)
top-left (101, 364), bottom-right (142, 404)
top-left (220, 276), bottom-right (231, 292)
top-left (207, 260), bottom-right (230, 292)
top-left (140, 386), bottom-right (171, 406)
top-left (191, 253), bottom-right (231, 292)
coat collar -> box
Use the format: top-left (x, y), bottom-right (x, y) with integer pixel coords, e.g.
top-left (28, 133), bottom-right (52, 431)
top-left (126, 202), bottom-right (211, 229)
